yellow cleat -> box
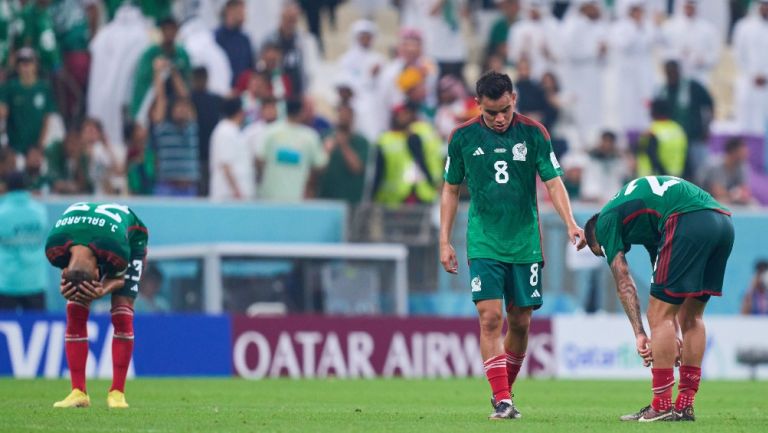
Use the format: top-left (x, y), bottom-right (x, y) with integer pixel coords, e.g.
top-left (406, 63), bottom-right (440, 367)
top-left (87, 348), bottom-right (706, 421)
top-left (53, 389), bottom-right (90, 408)
top-left (107, 390), bottom-right (129, 409)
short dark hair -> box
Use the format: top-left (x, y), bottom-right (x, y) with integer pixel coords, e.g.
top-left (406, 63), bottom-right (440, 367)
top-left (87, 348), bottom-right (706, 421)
top-left (286, 98), bottom-right (303, 117)
top-left (650, 99), bottom-right (671, 119)
top-left (724, 137), bottom-right (745, 154)
top-left (601, 130), bottom-right (617, 142)
top-left (476, 71), bottom-right (514, 100)
top-left (123, 120), bottom-right (138, 143)
top-left (584, 213), bottom-right (600, 252)
top-left (65, 268), bottom-right (96, 286)
top-left (157, 17), bottom-right (178, 28)
top-left (221, 97), bottom-right (243, 118)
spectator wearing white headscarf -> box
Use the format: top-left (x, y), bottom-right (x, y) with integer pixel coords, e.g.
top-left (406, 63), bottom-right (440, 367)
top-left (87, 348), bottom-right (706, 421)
top-left (507, 0), bottom-right (560, 80)
top-left (733, 0), bottom-right (768, 135)
top-left (610, 0), bottom-right (659, 134)
top-left (560, 0), bottom-right (609, 148)
top-left (661, 0), bottom-right (720, 86)
top-left (338, 20), bottom-right (386, 141)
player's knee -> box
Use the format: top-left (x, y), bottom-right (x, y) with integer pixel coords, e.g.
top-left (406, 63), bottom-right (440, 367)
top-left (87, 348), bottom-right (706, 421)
top-left (65, 302), bottom-right (89, 339)
top-left (478, 309), bottom-right (503, 335)
top-left (111, 304), bottom-right (135, 339)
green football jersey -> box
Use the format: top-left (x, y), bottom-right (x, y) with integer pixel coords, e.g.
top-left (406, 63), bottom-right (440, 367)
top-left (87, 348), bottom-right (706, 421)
top-left (444, 114), bottom-right (563, 263)
top-left (595, 176), bottom-right (730, 264)
top-left (45, 202), bottom-right (148, 278)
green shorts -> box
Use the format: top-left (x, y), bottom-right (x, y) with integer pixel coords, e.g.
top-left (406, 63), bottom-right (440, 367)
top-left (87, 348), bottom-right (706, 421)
top-left (468, 258), bottom-right (543, 310)
top-left (650, 209), bottom-right (734, 305)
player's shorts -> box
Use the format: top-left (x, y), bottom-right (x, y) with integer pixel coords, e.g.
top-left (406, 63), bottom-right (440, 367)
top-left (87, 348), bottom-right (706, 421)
top-left (650, 209), bottom-right (734, 305)
top-left (468, 258), bottom-right (543, 310)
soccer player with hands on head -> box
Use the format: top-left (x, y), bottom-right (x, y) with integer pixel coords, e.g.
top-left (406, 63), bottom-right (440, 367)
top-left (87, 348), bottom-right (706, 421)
top-left (46, 202), bottom-right (149, 409)
top-left (440, 71), bottom-right (585, 420)
top-left (584, 176), bottom-right (733, 422)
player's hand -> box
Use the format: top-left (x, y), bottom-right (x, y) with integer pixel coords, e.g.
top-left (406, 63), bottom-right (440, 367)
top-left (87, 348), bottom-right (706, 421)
top-left (60, 278), bottom-right (78, 300)
top-left (440, 243), bottom-right (458, 274)
top-left (675, 336), bottom-right (683, 367)
top-left (636, 334), bottom-right (653, 367)
top-left (568, 225), bottom-right (587, 250)
top-left (78, 280), bottom-right (106, 302)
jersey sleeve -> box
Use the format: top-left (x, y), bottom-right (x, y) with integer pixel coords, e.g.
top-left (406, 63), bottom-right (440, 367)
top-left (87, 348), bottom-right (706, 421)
top-left (535, 129), bottom-right (563, 182)
top-left (596, 211), bottom-right (628, 265)
top-left (443, 129), bottom-right (465, 185)
top-left (122, 212), bottom-right (149, 292)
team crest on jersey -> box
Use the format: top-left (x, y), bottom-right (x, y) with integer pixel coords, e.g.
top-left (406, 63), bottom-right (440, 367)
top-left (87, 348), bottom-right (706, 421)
top-left (471, 276), bottom-right (482, 292)
top-left (513, 142), bottom-right (527, 161)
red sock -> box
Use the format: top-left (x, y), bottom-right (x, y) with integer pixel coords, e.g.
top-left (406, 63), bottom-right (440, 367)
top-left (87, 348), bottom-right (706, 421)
top-left (675, 365), bottom-right (701, 410)
top-left (651, 368), bottom-right (675, 412)
top-left (505, 351), bottom-right (525, 392)
top-left (110, 305), bottom-right (135, 393)
top-left (484, 354), bottom-right (511, 404)
top-left (65, 302), bottom-right (89, 393)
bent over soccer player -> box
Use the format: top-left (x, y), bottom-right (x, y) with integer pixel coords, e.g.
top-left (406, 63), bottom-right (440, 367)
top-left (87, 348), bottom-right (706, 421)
top-left (584, 176), bottom-right (734, 422)
top-left (46, 202), bottom-right (148, 409)
top-left (440, 71), bottom-right (585, 420)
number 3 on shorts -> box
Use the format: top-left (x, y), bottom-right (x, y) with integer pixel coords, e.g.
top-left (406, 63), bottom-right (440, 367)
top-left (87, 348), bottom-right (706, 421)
top-left (529, 263), bottom-right (539, 286)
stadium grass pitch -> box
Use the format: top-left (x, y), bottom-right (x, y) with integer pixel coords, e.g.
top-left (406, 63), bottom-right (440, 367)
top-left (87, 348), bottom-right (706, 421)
top-left (1, 378), bottom-right (766, 433)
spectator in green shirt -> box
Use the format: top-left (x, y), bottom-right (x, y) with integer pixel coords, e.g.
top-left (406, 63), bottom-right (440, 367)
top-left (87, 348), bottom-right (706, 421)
top-left (14, 0), bottom-right (62, 73)
top-left (130, 17), bottom-right (191, 118)
top-left (0, 48), bottom-right (57, 154)
top-left (486, 0), bottom-right (520, 64)
top-left (318, 103), bottom-right (370, 205)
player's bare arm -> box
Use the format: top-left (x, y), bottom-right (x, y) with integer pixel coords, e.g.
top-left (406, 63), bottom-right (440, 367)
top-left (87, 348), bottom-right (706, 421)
top-left (610, 251), bottom-right (653, 365)
top-left (544, 177), bottom-right (586, 249)
top-left (439, 182), bottom-right (461, 274)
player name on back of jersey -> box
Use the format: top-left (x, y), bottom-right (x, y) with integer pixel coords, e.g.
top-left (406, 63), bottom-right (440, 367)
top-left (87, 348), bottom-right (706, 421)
top-left (54, 215), bottom-right (109, 229)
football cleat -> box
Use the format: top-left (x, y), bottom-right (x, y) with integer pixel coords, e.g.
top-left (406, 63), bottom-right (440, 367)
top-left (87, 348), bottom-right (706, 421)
top-left (53, 389), bottom-right (90, 408)
top-left (620, 405), bottom-right (652, 421)
top-left (637, 407), bottom-right (675, 422)
top-left (107, 390), bottom-right (129, 409)
top-left (673, 405), bottom-right (695, 421)
top-left (488, 399), bottom-right (522, 420)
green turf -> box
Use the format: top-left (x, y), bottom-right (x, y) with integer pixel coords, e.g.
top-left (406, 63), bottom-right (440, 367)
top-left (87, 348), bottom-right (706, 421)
top-left (0, 378), bottom-right (766, 432)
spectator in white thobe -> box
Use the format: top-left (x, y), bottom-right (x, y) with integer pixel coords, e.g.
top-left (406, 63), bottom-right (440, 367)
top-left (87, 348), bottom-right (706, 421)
top-left (508, 0), bottom-right (560, 80)
top-left (560, 0), bottom-right (609, 148)
top-left (337, 20), bottom-right (387, 142)
top-left (661, 0), bottom-right (720, 86)
top-left (733, 0), bottom-right (768, 135)
top-left (87, 5), bottom-right (150, 147)
top-left (178, 17), bottom-right (232, 97)
top-left (610, 0), bottom-right (658, 134)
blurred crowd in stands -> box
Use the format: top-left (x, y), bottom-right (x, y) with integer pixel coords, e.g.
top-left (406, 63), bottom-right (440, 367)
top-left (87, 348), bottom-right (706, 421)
top-left (0, 0), bottom-right (765, 208)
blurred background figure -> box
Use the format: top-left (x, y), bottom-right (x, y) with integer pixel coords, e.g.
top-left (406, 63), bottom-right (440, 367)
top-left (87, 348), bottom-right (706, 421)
top-left (742, 259), bottom-right (768, 315)
top-left (508, 0), bottom-right (559, 81)
top-left (318, 103), bottom-right (370, 205)
top-left (610, 0), bottom-right (657, 136)
top-left (661, 0), bottom-right (720, 86)
top-left (732, 0), bottom-right (768, 136)
top-left (0, 172), bottom-right (48, 312)
top-left (209, 97), bottom-right (253, 200)
top-left (635, 99), bottom-right (688, 178)
top-left (257, 98), bottom-right (327, 202)
top-left (655, 60), bottom-right (714, 181)
top-left (701, 137), bottom-right (754, 206)
top-left (134, 264), bottom-right (170, 313)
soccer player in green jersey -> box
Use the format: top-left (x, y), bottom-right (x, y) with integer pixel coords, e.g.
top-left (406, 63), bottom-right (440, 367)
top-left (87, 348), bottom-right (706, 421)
top-left (584, 176), bottom-right (734, 422)
top-left (440, 71), bottom-right (585, 420)
top-left (45, 202), bottom-right (149, 409)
